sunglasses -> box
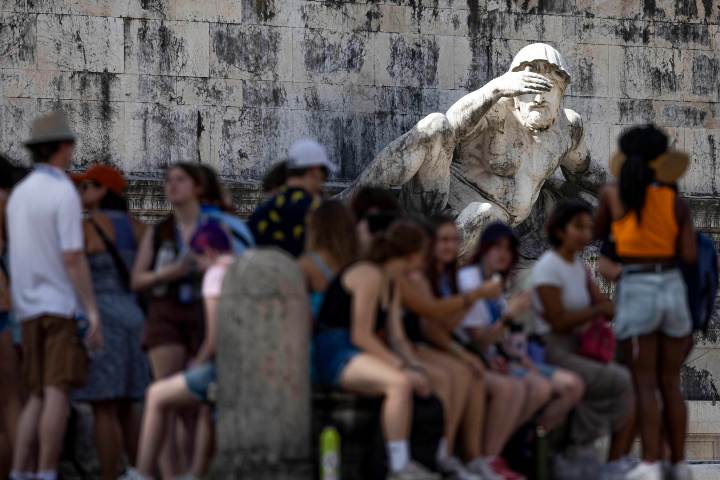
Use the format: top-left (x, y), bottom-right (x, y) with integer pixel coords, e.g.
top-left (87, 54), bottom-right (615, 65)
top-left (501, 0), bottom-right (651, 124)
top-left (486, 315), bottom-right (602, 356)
top-left (79, 181), bottom-right (101, 191)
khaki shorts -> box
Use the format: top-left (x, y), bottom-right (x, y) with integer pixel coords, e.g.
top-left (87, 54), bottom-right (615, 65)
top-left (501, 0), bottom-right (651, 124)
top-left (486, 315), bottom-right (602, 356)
top-left (21, 315), bottom-right (88, 395)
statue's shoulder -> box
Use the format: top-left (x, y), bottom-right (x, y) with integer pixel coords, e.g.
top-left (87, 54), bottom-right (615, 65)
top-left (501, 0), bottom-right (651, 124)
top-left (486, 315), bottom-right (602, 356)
top-left (562, 108), bottom-right (583, 130)
top-left (562, 107), bottom-right (584, 148)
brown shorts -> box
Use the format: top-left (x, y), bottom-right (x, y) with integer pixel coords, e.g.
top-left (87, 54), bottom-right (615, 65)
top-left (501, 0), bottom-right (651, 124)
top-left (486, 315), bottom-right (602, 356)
top-left (21, 315), bottom-right (88, 395)
top-left (143, 298), bottom-right (204, 355)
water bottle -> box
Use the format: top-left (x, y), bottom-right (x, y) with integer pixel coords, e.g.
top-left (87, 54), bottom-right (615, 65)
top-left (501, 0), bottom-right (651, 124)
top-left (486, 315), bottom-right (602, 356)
top-left (153, 241), bottom-right (176, 296)
top-left (319, 425), bottom-right (340, 480)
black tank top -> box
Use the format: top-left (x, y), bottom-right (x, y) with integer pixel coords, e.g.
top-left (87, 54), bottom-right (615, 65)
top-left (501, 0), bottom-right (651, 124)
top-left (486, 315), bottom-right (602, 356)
top-left (316, 269), bottom-right (389, 333)
top-left (403, 311), bottom-right (425, 344)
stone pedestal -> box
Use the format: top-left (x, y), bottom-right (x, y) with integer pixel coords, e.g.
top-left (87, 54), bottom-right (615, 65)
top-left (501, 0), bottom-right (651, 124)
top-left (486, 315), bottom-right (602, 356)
top-left (210, 248), bottom-right (312, 479)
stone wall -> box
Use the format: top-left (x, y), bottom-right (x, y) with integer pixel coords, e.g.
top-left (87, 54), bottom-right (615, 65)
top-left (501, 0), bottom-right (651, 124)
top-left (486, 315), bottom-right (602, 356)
top-left (4, 0), bottom-right (720, 460)
top-left (2, 0), bottom-right (720, 194)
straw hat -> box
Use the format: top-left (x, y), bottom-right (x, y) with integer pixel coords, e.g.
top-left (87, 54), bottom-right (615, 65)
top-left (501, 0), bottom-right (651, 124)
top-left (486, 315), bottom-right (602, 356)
top-left (24, 111), bottom-right (76, 146)
top-left (609, 150), bottom-right (689, 184)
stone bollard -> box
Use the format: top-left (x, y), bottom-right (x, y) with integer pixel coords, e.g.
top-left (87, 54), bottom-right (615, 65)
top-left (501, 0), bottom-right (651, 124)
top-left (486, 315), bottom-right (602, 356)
top-left (210, 248), bottom-right (312, 479)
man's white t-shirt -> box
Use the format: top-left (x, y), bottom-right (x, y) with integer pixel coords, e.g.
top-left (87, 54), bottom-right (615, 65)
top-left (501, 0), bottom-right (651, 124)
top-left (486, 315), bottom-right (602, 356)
top-left (530, 250), bottom-right (591, 334)
top-left (7, 164), bottom-right (84, 321)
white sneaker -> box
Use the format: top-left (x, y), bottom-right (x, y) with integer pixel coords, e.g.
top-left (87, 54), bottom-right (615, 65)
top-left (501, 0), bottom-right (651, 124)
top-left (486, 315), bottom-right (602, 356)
top-left (626, 461), bottom-right (663, 480)
top-left (436, 456), bottom-right (483, 480)
top-left (119, 468), bottom-right (150, 480)
top-left (671, 462), bottom-right (693, 480)
top-left (465, 458), bottom-right (503, 480)
top-left (598, 456), bottom-right (640, 480)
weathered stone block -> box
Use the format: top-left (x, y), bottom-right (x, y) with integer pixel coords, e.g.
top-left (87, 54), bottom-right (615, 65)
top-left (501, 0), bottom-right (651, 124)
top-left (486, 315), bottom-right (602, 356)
top-left (0, 0), bottom-right (25, 12)
top-left (125, 0), bottom-right (173, 19)
top-left (33, 70), bottom-right (124, 103)
top-left (36, 14), bottom-right (123, 73)
top-left (176, 77), bottom-right (244, 107)
top-left (575, 0), bottom-right (642, 18)
top-left (574, 17), bottom-right (652, 47)
top-left (0, 12), bottom-right (36, 69)
top-left (419, 7), bottom-right (467, 37)
top-left (210, 23), bottom-right (293, 81)
top-left (37, 98), bottom-right (125, 168)
top-left (27, 0), bottom-right (125, 16)
top-left (124, 19), bottom-right (210, 77)
top-left (300, 1), bottom-right (348, 31)
top-left (124, 103), bottom-right (210, 173)
top-left (681, 129), bottom-right (720, 195)
top-left (375, 32), bottom-right (451, 88)
top-left (294, 28), bottom-right (373, 85)
top-left (0, 97), bottom-right (37, 164)
top-left (210, 106), bottom-right (296, 178)
top-left (119, 74), bottom-right (177, 104)
top-left (238, 0), bottom-right (303, 27)
top-left (217, 0), bottom-right (243, 23)
top-left (565, 43), bottom-right (610, 97)
top-left (212, 249), bottom-right (311, 479)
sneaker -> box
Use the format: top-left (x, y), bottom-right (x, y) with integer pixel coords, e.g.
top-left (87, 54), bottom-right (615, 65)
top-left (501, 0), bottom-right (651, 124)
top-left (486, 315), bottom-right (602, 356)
top-left (553, 452), bottom-right (586, 480)
top-left (119, 468), bottom-right (149, 480)
top-left (599, 456), bottom-right (640, 480)
top-left (626, 462), bottom-right (663, 480)
top-left (387, 460), bottom-right (442, 480)
top-left (671, 461), bottom-right (693, 480)
top-left (466, 457), bottom-right (504, 480)
top-left (436, 456), bottom-right (483, 480)
top-left (487, 457), bottom-right (526, 480)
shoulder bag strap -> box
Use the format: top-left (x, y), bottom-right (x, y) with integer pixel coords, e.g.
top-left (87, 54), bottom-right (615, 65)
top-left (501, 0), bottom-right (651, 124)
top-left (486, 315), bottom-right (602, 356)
top-left (88, 217), bottom-right (131, 290)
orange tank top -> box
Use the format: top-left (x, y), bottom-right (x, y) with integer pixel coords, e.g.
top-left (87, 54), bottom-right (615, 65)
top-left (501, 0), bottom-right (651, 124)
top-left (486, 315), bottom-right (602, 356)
top-left (611, 185), bottom-right (679, 259)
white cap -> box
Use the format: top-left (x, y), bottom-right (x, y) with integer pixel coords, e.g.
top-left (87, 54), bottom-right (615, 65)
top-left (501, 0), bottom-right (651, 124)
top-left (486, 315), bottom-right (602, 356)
top-left (287, 138), bottom-right (337, 173)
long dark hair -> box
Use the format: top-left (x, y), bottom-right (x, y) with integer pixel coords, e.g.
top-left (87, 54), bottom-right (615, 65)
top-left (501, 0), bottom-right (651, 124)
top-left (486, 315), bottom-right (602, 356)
top-left (99, 191), bottom-right (129, 212)
top-left (546, 199), bottom-right (593, 248)
top-left (366, 220), bottom-right (427, 264)
top-left (471, 222), bottom-right (520, 278)
top-left (618, 125), bottom-right (667, 222)
top-left (197, 164), bottom-right (233, 211)
top-left (168, 162), bottom-right (204, 187)
top-left (427, 214), bottom-right (459, 296)
top-left (306, 200), bottom-right (359, 268)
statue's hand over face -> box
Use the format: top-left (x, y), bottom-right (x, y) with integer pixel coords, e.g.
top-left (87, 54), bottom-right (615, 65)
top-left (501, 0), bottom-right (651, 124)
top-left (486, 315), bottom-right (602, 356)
top-left (493, 69), bottom-right (553, 98)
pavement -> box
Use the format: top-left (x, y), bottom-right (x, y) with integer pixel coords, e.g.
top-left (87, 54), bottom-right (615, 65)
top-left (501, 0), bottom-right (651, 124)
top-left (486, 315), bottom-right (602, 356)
top-left (691, 463), bottom-right (720, 480)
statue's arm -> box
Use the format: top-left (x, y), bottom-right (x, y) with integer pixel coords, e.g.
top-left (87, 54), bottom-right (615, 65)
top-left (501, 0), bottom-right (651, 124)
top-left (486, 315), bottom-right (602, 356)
top-left (446, 69), bottom-right (554, 140)
top-left (560, 109), bottom-right (607, 193)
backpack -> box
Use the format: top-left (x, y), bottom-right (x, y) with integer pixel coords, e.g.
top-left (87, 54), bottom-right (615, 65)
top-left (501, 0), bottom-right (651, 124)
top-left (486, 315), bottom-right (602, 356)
top-left (682, 233), bottom-right (719, 334)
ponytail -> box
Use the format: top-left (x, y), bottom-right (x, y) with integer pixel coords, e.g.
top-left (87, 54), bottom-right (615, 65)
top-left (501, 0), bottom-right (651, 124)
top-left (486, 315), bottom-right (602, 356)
top-left (619, 154), bottom-right (655, 223)
top-left (365, 220), bottom-right (427, 264)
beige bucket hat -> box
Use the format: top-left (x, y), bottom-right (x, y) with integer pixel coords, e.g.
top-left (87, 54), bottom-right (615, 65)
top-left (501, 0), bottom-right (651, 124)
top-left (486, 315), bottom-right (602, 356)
top-left (609, 150), bottom-right (689, 184)
top-left (24, 111), bottom-right (76, 146)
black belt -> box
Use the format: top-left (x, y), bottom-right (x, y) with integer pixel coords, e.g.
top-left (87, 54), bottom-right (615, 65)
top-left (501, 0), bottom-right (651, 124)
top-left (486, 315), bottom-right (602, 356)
top-left (623, 263), bottom-right (678, 275)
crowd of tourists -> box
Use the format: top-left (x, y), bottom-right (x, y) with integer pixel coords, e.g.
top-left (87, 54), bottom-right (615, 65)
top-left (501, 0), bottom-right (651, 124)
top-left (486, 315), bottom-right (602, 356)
top-left (0, 111), bottom-right (710, 480)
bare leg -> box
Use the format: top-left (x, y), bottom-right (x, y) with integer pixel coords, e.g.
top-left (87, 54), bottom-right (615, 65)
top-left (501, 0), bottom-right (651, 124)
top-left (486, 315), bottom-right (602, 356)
top-left (92, 401), bottom-right (124, 480)
top-left (416, 346), bottom-right (471, 454)
top-left (461, 377), bottom-right (486, 460)
top-left (117, 401), bottom-right (142, 466)
top-left (12, 395), bottom-right (42, 473)
top-left (0, 332), bottom-right (20, 455)
top-left (339, 354), bottom-right (414, 441)
top-left (37, 386), bottom-right (70, 472)
top-left (190, 406), bottom-right (214, 477)
top-left (483, 372), bottom-right (525, 456)
top-left (538, 369), bottom-right (584, 432)
top-left (0, 432), bottom-right (10, 479)
top-left (658, 335), bottom-right (693, 463)
top-left (517, 372), bottom-right (552, 427)
top-left (622, 335), bottom-right (661, 462)
top-left (136, 375), bottom-right (198, 477)
top-left (343, 113), bottom-right (455, 213)
top-left (147, 344), bottom-right (189, 478)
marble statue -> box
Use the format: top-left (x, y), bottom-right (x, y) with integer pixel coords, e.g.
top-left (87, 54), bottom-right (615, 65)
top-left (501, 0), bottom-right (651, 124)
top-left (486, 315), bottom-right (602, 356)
top-left (346, 43), bottom-right (590, 256)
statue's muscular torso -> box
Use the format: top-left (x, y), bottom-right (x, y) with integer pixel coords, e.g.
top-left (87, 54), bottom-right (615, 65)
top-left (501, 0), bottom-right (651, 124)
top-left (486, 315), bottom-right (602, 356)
top-left (448, 99), bottom-right (582, 225)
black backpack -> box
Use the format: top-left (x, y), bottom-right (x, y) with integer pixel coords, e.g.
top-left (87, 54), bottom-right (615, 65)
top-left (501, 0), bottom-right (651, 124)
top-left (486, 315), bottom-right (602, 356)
top-left (682, 233), bottom-right (719, 334)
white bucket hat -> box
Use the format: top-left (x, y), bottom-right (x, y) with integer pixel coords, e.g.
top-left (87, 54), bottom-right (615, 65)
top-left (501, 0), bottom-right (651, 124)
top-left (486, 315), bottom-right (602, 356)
top-left (287, 138), bottom-right (337, 173)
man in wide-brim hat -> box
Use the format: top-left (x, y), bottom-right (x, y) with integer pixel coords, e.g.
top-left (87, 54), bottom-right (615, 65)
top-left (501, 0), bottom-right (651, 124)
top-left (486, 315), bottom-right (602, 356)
top-left (7, 111), bottom-right (103, 480)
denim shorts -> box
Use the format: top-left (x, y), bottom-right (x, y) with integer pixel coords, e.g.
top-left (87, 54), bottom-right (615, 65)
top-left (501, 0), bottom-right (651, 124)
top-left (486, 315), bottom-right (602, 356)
top-left (184, 361), bottom-right (216, 403)
top-left (614, 269), bottom-right (692, 341)
top-left (313, 329), bottom-right (360, 387)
